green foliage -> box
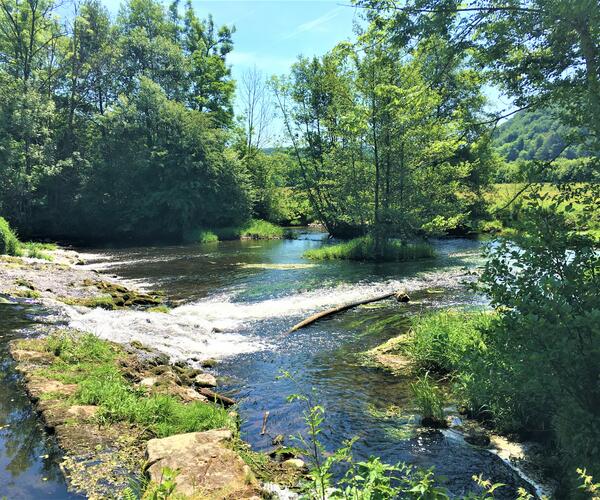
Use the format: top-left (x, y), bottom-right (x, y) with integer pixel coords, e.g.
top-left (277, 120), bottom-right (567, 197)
top-left (197, 230), bottom-right (219, 244)
top-left (493, 109), bottom-right (593, 163)
top-left (410, 373), bottom-right (445, 422)
top-left (0, 217), bottom-right (21, 256)
top-left (304, 236), bottom-right (435, 262)
top-left (42, 332), bottom-right (233, 438)
top-left (214, 219), bottom-right (284, 240)
top-left (406, 310), bottom-right (491, 373)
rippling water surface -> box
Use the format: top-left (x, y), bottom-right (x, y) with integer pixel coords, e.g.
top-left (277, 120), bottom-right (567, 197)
top-left (2, 231), bottom-right (535, 498)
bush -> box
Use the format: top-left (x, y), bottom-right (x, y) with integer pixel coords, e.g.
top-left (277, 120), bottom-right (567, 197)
top-left (197, 230), bottom-right (218, 243)
top-left (0, 217), bottom-right (21, 256)
top-left (304, 236), bottom-right (435, 262)
top-left (214, 219), bottom-right (284, 240)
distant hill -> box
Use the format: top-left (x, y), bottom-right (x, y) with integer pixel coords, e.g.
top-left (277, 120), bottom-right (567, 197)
top-left (493, 109), bottom-right (591, 162)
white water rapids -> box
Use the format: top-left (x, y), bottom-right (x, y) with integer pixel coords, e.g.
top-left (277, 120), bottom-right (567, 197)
top-left (64, 267), bottom-right (476, 362)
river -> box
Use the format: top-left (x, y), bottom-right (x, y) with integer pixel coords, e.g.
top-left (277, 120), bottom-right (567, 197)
top-left (0, 231), bottom-right (535, 498)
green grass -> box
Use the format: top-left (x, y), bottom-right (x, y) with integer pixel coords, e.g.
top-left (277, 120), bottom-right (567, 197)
top-left (189, 219), bottom-right (285, 243)
top-left (215, 219), bottom-right (285, 240)
top-left (197, 230), bottom-right (219, 243)
top-left (410, 374), bottom-right (444, 422)
top-left (0, 217), bottom-right (21, 256)
top-left (21, 242), bottom-right (56, 260)
top-left (304, 236), bottom-right (435, 262)
top-left (405, 310), bottom-right (492, 373)
top-left (37, 331), bottom-right (234, 438)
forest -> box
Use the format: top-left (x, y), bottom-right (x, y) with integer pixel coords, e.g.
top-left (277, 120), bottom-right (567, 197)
top-left (0, 0), bottom-right (599, 498)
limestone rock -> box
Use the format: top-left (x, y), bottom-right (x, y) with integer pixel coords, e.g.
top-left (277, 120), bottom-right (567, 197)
top-left (194, 373), bottom-right (217, 388)
top-left (139, 377), bottom-right (158, 387)
top-left (283, 458), bottom-right (306, 470)
top-left (66, 405), bottom-right (99, 421)
top-left (11, 349), bottom-right (54, 364)
top-left (146, 429), bottom-right (260, 498)
top-left (26, 376), bottom-right (77, 400)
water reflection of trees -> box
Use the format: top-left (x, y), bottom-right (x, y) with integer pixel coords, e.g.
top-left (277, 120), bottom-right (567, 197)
top-left (0, 336), bottom-right (63, 485)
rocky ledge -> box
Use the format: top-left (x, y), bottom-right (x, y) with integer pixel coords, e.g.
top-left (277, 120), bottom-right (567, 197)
top-left (9, 333), bottom-right (298, 499)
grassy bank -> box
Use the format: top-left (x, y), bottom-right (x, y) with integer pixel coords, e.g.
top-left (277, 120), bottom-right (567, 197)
top-left (190, 219), bottom-right (285, 243)
top-left (391, 308), bottom-right (600, 495)
top-left (304, 236), bottom-right (435, 262)
top-left (0, 216), bottom-right (56, 259)
top-left (24, 331), bottom-right (234, 438)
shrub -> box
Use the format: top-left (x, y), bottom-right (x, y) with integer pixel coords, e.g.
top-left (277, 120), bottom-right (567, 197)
top-left (0, 217), bottom-right (21, 256)
top-left (197, 230), bottom-right (219, 243)
top-left (304, 236), bottom-right (435, 262)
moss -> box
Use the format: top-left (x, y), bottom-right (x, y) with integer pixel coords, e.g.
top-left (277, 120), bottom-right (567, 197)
top-left (304, 236), bottom-right (435, 262)
top-left (11, 289), bottom-right (42, 299)
top-left (147, 304), bottom-right (170, 313)
top-left (60, 294), bottom-right (117, 310)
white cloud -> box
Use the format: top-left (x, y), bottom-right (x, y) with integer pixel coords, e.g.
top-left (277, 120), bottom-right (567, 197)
top-left (282, 7), bottom-right (343, 40)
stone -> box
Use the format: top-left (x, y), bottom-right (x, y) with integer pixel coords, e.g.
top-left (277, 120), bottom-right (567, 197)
top-left (465, 430), bottom-right (491, 447)
top-left (66, 405), bottom-right (99, 421)
top-left (146, 429), bottom-right (260, 498)
top-left (139, 377), bottom-right (158, 388)
top-left (26, 376), bottom-right (77, 400)
top-left (11, 349), bottom-right (54, 364)
top-left (283, 458), bottom-right (306, 470)
top-left (178, 387), bottom-right (208, 403)
top-left (394, 291), bottom-right (410, 303)
top-left (194, 373), bottom-right (217, 388)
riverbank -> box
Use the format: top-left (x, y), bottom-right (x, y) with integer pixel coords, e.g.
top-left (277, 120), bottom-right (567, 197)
top-left (364, 309), bottom-right (559, 497)
top-left (0, 249), bottom-right (300, 498)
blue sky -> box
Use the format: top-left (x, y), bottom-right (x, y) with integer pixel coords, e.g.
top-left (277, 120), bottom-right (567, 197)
top-left (99, 0), bottom-right (361, 83)
top-left (95, 0), bottom-right (510, 122)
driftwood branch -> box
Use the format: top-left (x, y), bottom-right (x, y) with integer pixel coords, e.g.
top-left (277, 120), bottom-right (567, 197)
top-left (197, 387), bottom-right (236, 407)
top-left (285, 290), bottom-right (409, 335)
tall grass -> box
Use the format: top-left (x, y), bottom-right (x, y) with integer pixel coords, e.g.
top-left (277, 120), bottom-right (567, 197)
top-left (406, 310), bottom-right (492, 373)
top-left (189, 219), bottom-right (285, 243)
top-left (304, 236), bottom-right (435, 262)
top-left (410, 373), bottom-right (445, 422)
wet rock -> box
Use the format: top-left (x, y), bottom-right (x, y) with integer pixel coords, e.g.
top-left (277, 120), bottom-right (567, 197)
top-left (465, 430), bottom-right (491, 447)
top-left (421, 416), bottom-right (449, 429)
top-left (394, 291), bottom-right (410, 302)
top-left (283, 458), bottom-right (306, 471)
top-left (146, 429), bottom-right (260, 498)
top-left (201, 358), bottom-right (218, 368)
top-left (194, 373), bottom-right (217, 388)
top-left (150, 365), bottom-right (169, 375)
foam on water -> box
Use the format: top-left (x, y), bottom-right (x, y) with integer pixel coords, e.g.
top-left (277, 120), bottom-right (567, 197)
top-left (64, 267), bottom-right (474, 361)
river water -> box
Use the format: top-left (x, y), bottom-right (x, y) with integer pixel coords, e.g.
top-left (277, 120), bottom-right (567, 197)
top-left (0, 231), bottom-right (535, 498)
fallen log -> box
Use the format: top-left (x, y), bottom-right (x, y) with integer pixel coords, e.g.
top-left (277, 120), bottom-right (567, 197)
top-left (197, 387), bottom-right (236, 407)
top-left (286, 290), bottom-right (409, 335)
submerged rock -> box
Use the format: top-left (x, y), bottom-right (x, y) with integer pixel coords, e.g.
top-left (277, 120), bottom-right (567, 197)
top-left (146, 429), bottom-right (260, 498)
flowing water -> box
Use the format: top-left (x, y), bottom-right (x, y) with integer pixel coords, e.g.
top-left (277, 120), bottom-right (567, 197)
top-left (0, 303), bottom-right (80, 499)
top-left (1, 231), bottom-right (535, 498)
